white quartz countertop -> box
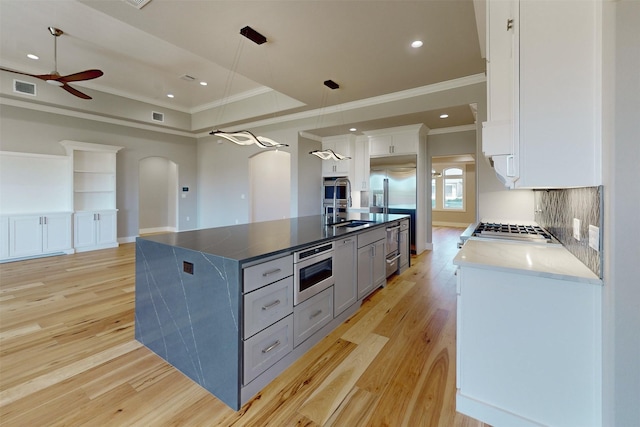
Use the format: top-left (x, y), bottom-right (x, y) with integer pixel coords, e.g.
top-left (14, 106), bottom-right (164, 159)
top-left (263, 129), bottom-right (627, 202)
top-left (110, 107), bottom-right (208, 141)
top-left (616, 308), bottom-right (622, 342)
top-left (453, 239), bottom-right (602, 285)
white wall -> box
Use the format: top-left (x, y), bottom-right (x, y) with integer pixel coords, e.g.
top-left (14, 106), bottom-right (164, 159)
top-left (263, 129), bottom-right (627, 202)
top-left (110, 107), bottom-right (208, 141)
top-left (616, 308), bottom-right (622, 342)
top-left (602, 1), bottom-right (640, 425)
top-left (0, 105), bottom-right (197, 240)
top-left (249, 150), bottom-right (291, 222)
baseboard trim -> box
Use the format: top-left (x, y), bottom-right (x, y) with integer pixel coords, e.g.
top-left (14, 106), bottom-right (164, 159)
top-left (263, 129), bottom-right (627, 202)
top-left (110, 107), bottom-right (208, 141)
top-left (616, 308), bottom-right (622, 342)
top-left (432, 221), bottom-right (472, 228)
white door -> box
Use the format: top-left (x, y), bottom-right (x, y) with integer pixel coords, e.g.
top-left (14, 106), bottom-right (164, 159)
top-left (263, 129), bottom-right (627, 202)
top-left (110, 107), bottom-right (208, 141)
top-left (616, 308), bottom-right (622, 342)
top-left (249, 151), bottom-right (291, 223)
top-left (9, 215), bottom-right (42, 257)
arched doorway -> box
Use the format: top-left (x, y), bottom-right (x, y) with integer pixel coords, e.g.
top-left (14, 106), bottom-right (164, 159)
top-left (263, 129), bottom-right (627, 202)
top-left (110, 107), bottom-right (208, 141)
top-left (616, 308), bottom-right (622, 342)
top-left (249, 150), bottom-right (291, 222)
top-left (139, 157), bottom-right (178, 235)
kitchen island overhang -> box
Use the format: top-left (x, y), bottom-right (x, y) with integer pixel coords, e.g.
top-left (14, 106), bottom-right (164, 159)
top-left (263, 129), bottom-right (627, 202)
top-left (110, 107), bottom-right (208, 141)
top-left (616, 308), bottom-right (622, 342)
top-left (134, 213), bottom-right (409, 410)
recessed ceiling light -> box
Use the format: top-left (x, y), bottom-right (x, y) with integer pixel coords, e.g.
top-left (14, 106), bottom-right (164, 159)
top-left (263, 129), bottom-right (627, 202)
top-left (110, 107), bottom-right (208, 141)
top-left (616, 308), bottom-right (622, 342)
top-left (349, 128), bottom-right (357, 132)
top-left (27, 53), bottom-right (39, 60)
top-left (440, 113), bottom-right (449, 119)
top-left (200, 81), bottom-right (208, 86)
top-left (167, 93), bottom-right (175, 98)
top-left (411, 40), bottom-right (423, 48)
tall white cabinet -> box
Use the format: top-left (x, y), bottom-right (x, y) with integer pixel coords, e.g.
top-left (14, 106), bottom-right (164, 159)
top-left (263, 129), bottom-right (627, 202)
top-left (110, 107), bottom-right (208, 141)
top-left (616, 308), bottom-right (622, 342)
top-left (60, 141), bottom-right (123, 253)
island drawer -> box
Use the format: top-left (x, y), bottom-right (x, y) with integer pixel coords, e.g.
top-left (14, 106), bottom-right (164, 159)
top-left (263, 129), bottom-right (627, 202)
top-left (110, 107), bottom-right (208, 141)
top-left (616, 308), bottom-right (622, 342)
top-left (243, 254), bottom-right (293, 293)
top-left (244, 276), bottom-right (294, 339)
top-left (357, 227), bottom-right (386, 248)
top-left (293, 286), bottom-right (334, 347)
top-left (243, 314), bottom-right (294, 385)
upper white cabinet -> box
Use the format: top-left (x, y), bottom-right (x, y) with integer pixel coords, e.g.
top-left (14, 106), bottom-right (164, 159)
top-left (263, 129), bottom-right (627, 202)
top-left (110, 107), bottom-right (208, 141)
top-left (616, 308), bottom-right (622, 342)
top-left (483, 0), bottom-right (603, 188)
top-left (365, 124), bottom-right (425, 158)
top-left (321, 135), bottom-right (354, 177)
top-left (60, 141), bottom-right (123, 252)
top-left (353, 136), bottom-right (370, 191)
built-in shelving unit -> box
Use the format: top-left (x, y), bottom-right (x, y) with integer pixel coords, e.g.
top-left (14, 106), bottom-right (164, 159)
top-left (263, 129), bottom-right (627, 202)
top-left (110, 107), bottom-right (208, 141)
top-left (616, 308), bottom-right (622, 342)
top-left (60, 140), bottom-right (123, 252)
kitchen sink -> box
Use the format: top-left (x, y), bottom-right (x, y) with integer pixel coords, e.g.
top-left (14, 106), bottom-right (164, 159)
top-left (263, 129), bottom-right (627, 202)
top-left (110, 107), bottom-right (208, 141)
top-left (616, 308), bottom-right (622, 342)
top-left (330, 219), bottom-right (376, 231)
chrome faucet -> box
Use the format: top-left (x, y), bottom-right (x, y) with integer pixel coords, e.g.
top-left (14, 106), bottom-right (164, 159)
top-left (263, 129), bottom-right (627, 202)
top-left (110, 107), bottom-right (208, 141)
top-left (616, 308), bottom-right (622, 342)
top-left (332, 177), bottom-right (352, 224)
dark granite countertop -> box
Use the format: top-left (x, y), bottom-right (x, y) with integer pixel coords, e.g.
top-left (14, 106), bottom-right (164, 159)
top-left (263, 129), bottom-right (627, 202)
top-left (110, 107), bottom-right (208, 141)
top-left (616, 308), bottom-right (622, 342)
top-left (138, 213), bottom-right (408, 263)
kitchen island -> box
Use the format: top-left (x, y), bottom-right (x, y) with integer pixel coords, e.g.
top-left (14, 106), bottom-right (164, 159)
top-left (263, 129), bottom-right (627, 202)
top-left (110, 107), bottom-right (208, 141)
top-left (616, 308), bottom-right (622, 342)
top-left (454, 239), bottom-right (602, 426)
top-left (135, 213), bottom-right (408, 410)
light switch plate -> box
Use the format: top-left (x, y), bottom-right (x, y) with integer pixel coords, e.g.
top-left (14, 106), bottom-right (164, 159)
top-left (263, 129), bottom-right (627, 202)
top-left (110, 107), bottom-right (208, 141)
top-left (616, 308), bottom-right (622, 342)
top-left (573, 218), bottom-right (581, 240)
top-left (589, 225), bottom-right (600, 251)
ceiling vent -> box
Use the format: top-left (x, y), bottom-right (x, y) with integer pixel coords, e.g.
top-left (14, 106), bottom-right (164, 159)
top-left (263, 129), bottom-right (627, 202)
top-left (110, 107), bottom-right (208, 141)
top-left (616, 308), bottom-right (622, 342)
top-left (151, 111), bottom-right (164, 122)
top-left (122, 0), bottom-right (152, 9)
top-left (13, 79), bottom-right (36, 96)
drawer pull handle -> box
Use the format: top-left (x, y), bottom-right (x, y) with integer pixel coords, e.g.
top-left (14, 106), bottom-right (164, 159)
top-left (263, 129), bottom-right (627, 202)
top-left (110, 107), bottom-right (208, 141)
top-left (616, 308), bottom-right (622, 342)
top-left (262, 299), bottom-right (281, 310)
top-left (262, 340), bottom-right (281, 354)
top-left (386, 254), bottom-right (401, 264)
top-left (309, 310), bottom-right (323, 319)
top-left (262, 268), bottom-right (282, 277)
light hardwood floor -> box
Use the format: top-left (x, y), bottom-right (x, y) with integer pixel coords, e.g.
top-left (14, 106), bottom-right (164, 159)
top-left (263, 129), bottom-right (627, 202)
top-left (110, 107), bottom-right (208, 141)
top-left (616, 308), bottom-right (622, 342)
top-left (0, 227), bottom-right (489, 426)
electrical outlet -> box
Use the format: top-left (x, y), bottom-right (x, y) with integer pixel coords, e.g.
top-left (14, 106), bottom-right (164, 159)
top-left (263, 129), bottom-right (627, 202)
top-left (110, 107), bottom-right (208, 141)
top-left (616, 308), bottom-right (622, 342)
top-left (573, 218), bottom-right (581, 240)
top-left (183, 261), bottom-right (194, 275)
top-left (589, 225), bottom-right (600, 251)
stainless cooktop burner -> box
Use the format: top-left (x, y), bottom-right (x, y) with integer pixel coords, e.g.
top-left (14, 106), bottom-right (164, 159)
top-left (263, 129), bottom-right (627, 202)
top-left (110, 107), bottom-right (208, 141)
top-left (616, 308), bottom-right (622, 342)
top-left (458, 222), bottom-right (562, 248)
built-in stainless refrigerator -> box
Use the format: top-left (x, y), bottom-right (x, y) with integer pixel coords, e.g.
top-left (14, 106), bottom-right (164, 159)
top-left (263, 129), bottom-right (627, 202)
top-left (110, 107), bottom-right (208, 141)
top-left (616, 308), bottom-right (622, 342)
top-left (369, 165), bottom-right (417, 254)
top-left (369, 167), bottom-right (416, 214)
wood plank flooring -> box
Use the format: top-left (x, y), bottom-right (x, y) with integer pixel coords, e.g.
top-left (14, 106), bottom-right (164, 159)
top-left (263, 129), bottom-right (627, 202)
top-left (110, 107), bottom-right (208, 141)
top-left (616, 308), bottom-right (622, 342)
top-left (0, 227), bottom-right (490, 426)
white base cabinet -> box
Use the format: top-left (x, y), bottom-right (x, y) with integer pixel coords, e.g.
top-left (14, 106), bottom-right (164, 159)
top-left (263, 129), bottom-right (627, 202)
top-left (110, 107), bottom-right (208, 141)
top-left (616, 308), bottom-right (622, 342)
top-left (456, 266), bottom-right (602, 426)
top-left (2, 213), bottom-right (72, 261)
top-left (333, 236), bottom-right (357, 316)
top-left (74, 210), bottom-right (118, 252)
top-left (357, 228), bottom-right (386, 300)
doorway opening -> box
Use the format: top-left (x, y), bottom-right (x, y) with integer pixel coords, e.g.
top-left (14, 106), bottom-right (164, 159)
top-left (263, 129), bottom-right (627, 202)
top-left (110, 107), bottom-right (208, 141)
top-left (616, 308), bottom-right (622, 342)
top-left (139, 157), bottom-right (178, 235)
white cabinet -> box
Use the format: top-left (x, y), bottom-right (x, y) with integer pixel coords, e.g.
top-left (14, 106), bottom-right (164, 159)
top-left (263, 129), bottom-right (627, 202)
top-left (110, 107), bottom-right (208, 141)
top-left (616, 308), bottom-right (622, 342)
top-left (60, 141), bottom-right (122, 252)
top-left (5, 213), bottom-right (72, 259)
top-left (482, 0), bottom-right (602, 188)
top-left (398, 219), bottom-right (410, 273)
top-left (357, 228), bottom-right (386, 300)
top-left (74, 210), bottom-right (118, 251)
top-left (353, 136), bottom-right (370, 191)
top-left (321, 135), bottom-right (354, 177)
top-left (456, 266), bottom-right (602, 426)
top-left (333, 236), bottom-right (357, 316)
top-left (367, 125), bottom-right (424, 157)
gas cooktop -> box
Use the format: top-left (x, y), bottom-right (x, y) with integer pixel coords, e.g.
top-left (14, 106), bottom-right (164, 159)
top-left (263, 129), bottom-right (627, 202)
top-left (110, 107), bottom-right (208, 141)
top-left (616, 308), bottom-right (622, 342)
top-left (458, 221), bottom-right (561, 247)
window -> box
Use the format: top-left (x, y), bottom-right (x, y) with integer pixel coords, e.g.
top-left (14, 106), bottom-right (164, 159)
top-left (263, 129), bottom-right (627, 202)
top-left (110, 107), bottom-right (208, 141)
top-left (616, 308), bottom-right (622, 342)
top-left (443, 168), bottom-right (464, 210)
top-left (431, 164), bottom-right (465, 211)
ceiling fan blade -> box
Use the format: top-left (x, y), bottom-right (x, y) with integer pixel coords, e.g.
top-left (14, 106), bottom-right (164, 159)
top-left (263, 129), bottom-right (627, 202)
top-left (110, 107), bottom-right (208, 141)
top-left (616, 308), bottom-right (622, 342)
top-left (0, 67), bottom-right (57, 81)
top-left (61, 83), bottom-right (92, 100)
top-left (59, 69), bottom-right (103, 83)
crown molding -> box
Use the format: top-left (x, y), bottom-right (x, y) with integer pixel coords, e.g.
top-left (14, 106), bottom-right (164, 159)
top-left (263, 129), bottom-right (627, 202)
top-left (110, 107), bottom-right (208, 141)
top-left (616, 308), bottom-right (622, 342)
top-left (0, 96), bottom-right (195, 138)
top-left (428, 124), bottom-right (478, 135)
top-left (200, 73), bottom-right (487, 134)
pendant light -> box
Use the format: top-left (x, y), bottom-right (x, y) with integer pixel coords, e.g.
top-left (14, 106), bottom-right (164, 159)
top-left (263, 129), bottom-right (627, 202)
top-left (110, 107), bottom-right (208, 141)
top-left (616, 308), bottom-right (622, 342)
top-left (210, 26), bottom-right (287, 148)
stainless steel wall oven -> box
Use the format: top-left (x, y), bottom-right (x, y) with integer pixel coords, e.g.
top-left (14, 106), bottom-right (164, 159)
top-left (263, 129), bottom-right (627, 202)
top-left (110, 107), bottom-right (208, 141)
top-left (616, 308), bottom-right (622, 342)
top-left (293, 241), bottom-right (334, 305)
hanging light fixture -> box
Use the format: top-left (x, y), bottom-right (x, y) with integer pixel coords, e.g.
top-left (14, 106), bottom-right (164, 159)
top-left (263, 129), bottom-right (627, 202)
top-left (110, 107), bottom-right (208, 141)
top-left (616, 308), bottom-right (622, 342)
top-left (210, 26), bottom-right (287, 149)
top-left (210, 129), bottom-right (288, 148)
top-left (309, 79), bottom-right (352, 160)
top-left (309, 148), bottom-right (351, 161)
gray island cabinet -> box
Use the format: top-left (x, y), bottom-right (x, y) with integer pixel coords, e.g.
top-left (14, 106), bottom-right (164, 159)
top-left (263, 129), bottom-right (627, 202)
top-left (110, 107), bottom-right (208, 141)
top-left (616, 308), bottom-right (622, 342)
top-left (135, 214), bottom-right (408, 410)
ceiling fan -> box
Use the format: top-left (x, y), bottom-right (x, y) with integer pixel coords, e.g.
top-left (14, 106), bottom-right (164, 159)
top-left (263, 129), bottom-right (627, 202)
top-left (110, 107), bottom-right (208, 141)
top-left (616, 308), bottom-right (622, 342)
top-left (0, 27), bottom-right (103, 100)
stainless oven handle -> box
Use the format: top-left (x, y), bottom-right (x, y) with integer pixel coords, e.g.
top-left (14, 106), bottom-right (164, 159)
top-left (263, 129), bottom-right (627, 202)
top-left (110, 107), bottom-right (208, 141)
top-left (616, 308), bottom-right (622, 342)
top-left (262, 299), bottom-right (281, 310)
top-left (386, 254), bottom-right (401, 264)
top-left (262, 268), bottom-right (282, 277)
top-left (386, 226), bottom-right (400, 232)
top-left (295, 249), bottom-right (333, 269)
top-left (262, 340), bottom-right (281, 354)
